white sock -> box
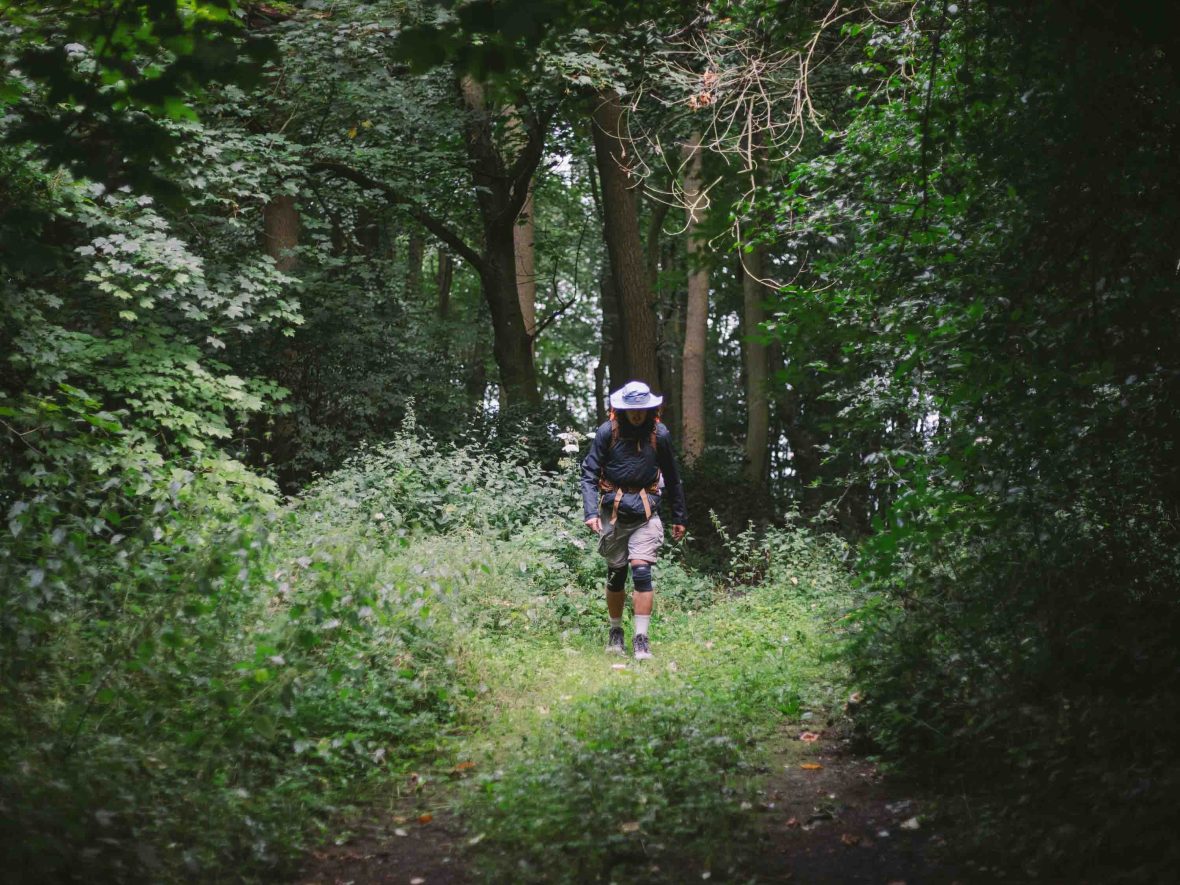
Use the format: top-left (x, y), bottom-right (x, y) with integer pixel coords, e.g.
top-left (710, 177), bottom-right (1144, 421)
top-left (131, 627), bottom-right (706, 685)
top-left (633, 615), bottom-right (650, 637)
top-left (609, 617), bottom-right (622, 629)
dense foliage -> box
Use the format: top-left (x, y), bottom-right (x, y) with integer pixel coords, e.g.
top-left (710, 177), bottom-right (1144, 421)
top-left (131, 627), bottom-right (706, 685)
top-left (773, 2), bottom-right (1180, 877)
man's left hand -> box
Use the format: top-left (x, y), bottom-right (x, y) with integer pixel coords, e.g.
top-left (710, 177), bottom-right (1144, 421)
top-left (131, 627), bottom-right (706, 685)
top-left (671, 524), bottom-right (686, 542)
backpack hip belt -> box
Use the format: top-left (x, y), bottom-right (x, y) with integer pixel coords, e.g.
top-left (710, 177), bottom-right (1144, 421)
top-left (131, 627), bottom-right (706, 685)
top-left (598, 476), bottom-right (660, 525)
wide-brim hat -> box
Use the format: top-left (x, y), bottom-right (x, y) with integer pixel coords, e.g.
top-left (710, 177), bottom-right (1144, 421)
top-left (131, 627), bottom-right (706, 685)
top-left (610, 381), bottom-right (663, 411)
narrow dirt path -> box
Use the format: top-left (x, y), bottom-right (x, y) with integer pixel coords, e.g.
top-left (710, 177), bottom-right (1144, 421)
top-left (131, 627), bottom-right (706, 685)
top-left (737, 724), bottom-right (967, 883)
top-left (298, 728), bottom-right (967, 884)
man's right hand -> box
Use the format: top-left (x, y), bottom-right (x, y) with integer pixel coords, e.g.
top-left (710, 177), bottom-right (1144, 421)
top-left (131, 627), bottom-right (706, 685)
top-left (585, 516), bottom-right (601, 534)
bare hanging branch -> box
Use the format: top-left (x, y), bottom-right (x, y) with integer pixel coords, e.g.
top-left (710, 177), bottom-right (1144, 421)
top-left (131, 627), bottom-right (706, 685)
top-left (618, 3), bottom-right (918, 287)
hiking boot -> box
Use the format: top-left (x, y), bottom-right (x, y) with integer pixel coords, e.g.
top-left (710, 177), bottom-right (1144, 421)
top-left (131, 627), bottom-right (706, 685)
top-left (632, 634), bottom-right (652, 660)
top-left (606, 626), bottom-right (625, 655)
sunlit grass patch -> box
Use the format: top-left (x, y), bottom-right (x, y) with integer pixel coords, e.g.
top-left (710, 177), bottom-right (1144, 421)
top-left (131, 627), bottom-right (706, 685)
top-left (456, 562), bottom-right (852, 882)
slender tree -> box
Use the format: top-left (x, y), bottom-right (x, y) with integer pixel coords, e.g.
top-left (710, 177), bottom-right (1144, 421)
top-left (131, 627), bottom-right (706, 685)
top-left (591, 90), bottom-right (660, 388)
top-left (742, 242), bottom-right (771, 482)
top-left (514, 184), bottom-right (538, 350)
top-left (681, 132), bottom-right (707, 463)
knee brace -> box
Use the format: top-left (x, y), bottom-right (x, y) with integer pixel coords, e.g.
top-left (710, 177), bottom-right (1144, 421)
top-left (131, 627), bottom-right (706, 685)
top-left (632, 563), bottom-right (653, 593)
top-left (607, 564), bottom-right (628, 591)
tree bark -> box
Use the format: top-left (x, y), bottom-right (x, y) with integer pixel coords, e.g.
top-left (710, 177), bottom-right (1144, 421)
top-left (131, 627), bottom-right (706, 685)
top-left (599, 271), bottom-right (627, 394)
top-left (478, 221), bottom-right (539, 406)
top-left (661, 238), bottom-right (684, 436)
top-left (437, 249), bottom-right (454, 319)
top-left (646, 191), bottom-right (678, 430)
top-left (680, 133), bottom-right (708, 464)
top-left (514, 183), bottom-right (537, 348)
top-left (263, 194), bottom-right (300, 272)
top-left (591, 90), bottom-right (660, 388)
top-left (743, 242), bottom-right (771, 483)
top-left (742, 129), bottom-right (772, 483)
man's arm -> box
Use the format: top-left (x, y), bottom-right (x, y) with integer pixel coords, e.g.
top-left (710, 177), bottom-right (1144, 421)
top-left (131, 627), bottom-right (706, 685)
top-left (580, 426), bottom-right (609, 525)
top-left (657, 431), bottom-right (688, 528)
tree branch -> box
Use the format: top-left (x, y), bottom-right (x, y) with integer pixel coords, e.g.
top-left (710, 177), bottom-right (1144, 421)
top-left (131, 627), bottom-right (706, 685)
top-left (504, 105), bottom-right (551, 218)
top-left (534, 293), bottom-right (577, 339)
top-left (310, 160), bottom-right (486, 273)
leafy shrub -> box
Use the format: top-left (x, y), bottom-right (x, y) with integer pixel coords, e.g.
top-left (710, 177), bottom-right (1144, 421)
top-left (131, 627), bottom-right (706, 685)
top-left (297, 406), bottom-right (576, 539)
top-left (0, 408), bottom-right (469, 879)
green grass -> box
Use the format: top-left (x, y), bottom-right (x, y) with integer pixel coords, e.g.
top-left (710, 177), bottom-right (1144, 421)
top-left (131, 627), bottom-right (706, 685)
top-left (449, 569), bottom-right (850, 883)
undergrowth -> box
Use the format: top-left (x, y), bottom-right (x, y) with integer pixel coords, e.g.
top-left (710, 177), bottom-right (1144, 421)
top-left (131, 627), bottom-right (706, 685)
top-left (1, 413), bottom-right (854, 881)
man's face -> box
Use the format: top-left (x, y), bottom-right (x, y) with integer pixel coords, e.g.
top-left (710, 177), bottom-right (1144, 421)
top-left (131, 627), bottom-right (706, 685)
top-left (623, 409), bottom-right (647, 426)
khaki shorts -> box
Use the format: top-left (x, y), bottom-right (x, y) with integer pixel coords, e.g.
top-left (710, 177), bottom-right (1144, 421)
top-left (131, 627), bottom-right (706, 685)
top-left (597, 508), bottom-right (664, 568)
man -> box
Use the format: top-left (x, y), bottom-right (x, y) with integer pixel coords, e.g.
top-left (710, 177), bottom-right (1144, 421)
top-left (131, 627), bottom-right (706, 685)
top-left (581, 381), bottom-right (688, 659)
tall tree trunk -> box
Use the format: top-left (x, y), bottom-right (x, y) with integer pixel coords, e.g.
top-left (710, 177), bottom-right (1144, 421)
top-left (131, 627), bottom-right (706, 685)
top-left (743, 243), bottom-right (771, 483)
top-left (260, 192), bottom-right (302, 487)
top-left (600, 271), bottom-right (627, 395)
top-left (479, 223), bottom-right (540, 405)
top-left (514, 183), bottom-right (537, 350)
top-left (658, 239), bottom-right (683, 434)
top-left (680, 133), bottom-right (708, 464)
top-left (646, 192), bottom-right (678, 430)
top-left (587, 155), bottom-right (622, 413)
top-left (263, 194), bottom-right (300, 272)
top-left (459, 76), bottom-right (542, 406)
top-left (437, 249), bottom-right (454, 319)
top-left (742, 130), bottom-right (771, 483)
top-left (591, 90), bottom-right (659, 388)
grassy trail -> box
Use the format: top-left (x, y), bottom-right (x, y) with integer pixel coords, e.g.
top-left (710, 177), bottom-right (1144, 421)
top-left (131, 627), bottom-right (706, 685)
top-left (298, 576), bottom-right (966, 884)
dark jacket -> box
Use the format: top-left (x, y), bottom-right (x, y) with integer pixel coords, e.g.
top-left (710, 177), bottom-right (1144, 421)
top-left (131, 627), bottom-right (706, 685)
top-left (580, 420), bottom-right (688, 524)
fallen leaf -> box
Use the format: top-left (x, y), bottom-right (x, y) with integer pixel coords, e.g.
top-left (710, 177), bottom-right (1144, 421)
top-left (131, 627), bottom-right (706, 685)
top-left (800, 762), bottom-right (824, 770)
top-left (347, 126), bottom-right (358, 139)
top-left (899, 816), bottom-right (920, 831)
top-left (451, 761), bottom-right (477, 773)
top-left (841, 833), bottom-right (862, 846)
top-left (786, 817), bottom-right (801, 828)
top-left (620, 821), bottom-right (641, 833)
top-left (799, 731), bottom-right (820, 742)
top-left (418, 813), bottom-right (434, 824)
top-left (468, 833), bottom-right (486, 846)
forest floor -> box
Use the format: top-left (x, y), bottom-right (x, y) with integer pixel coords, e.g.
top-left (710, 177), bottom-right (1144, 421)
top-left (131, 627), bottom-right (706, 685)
top-left (297, 727), bottom-right (969, 885)
top-left (295, 576), bottom-right (981, 884)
